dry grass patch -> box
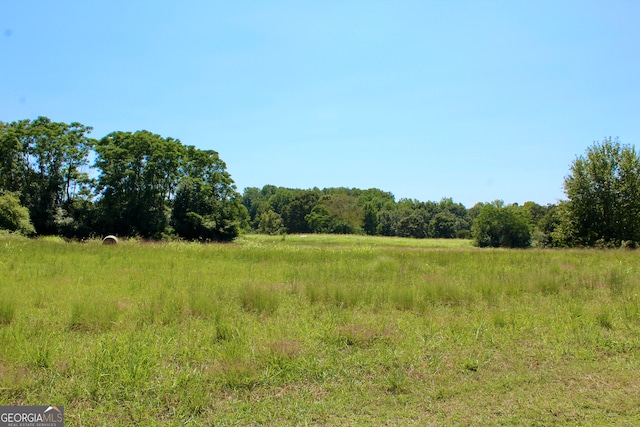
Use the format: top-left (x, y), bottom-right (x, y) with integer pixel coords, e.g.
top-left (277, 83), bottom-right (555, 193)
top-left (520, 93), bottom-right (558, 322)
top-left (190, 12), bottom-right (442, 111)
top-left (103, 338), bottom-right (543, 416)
top-left (263, 339), bottom-right (303, 360)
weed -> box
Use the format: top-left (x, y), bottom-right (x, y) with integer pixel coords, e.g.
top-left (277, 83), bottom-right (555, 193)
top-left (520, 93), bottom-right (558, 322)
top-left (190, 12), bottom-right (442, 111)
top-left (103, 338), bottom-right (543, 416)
top-left (264, 339), bottom-right (302, 361)
top-left (0, 297), bottom-right (16, 326)
top-left (606, 265), bottom-right (628, 297)
top-left (596, 309), bottom-right (614, 329)
top-left (239, 283), bottom-right (280, 314)
top-left (69, 297), bottom-right (118, 332)
top-left (492, 312), bottom-right (508, 328)
top-left (386, 366), bottom-right (410, 394)
top-left (389, 286), bottom-right (415, 310)
top-left (187, 285), bottom-right (220, 319)
top-left (303, 282), bottom-right (324, 304)
top-left (463, 358), bottom-right (480, 372)
top-left (536, 277), bottom-right (561, 295)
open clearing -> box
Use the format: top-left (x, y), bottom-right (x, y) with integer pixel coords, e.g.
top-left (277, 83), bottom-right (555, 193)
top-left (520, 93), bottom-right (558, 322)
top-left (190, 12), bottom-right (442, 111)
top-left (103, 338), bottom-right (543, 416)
top-left (1, 234), bottom-right (639, 425)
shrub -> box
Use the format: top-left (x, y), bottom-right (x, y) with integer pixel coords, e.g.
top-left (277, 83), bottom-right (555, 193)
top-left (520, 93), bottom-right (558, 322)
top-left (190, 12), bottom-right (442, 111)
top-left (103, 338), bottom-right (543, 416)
top-left (0, 191), bottom-right (35, 236)
top-left (471, 201), bottom-right (531, 248)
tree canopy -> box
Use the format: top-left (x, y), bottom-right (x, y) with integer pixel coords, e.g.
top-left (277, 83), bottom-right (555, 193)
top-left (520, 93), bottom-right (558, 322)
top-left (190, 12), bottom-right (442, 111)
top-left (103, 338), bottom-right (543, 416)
top-left (2, 118), bottom-right (636, 249)
top-left (563, 137), bottom-right (640, 247)
top-left (471, 201), bottom-right (531, 248)
top-left (0, 117), bottom-right (94, 235)
top-left (0, 117), bottom-right (246, 241)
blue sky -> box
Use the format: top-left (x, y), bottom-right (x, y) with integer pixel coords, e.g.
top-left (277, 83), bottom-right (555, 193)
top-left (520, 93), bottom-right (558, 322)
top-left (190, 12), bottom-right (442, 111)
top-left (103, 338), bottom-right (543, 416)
top-left (2, 1), bottom-right (640, 207)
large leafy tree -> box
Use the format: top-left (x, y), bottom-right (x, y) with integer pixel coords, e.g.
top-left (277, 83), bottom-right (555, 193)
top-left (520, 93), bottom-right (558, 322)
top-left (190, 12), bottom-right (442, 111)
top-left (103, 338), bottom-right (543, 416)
top-left (396, 209), bottom-right (430, 238)
top-left (429, 211), bottom-right (457, 238)
top-left (305, 193), bottom-right (364, 234)
top-left (0, 117), bottom-right (94, 235)
top-left (437, 198), bottom-right (471, 235)
top-left (2, 118), bottom-right (247, 241)
top-left (362, 202), bottom-right (378, 235)
top-left (94, 130), bottom-right (186, 237)
top-left (0, 120), bottom-right (30, 194)
top-left (377, 208), bottom-right (401, 236)
top-left (171, 147), bottom-right (247, 241)
top-left (563, 138), bottom-right (640, 246)
top-left (358, 188), bottom-right (394, 235)
top-left (305, 204), bottom-right (333, 233)
top-left (532, 203), bottom-right (564, 248)
top-left (322, 193), bottom-right (363, 234)
top-left (267, 188), bottom-right (294, 217)
top-left (257, 209), bottom-right (285, 235)
top-left (471, 201), bottom-right (531, 248)
top-left (242, 186), bottom-right (276, 229)
top-left (281, 190), bottom-right (319, 233)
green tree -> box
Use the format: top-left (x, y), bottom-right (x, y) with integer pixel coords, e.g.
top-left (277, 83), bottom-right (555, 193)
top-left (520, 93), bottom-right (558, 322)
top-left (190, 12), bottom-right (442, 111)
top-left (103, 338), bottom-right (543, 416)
top-left (305, 204), bottom-right (332, 233)
top-left (357, 188), bottom-right (395, 207)
top-left (94, 130), bottom-right (186, 237)
top-left (531, 203), bottom-right (563, 248)
top-left (429, 211), bottom-right (457, 238)
top-left (467, 202), bottom-right (484, 222)
top-left (281, 190), bottom-right (319, 233)
top-left (358, 188), bottom-right (395, 235)
top-left (0, 117), bottom-right (94, 235)
top-left (171, 179), bottom-right (244, 241)
top-left (305, 194), bottom-right (363, 234)
top-left (523, 201), bottom-right (548, 226)
top-left (171, 179), bottom-right (213, 240)
top-left (267, 188), bottom-right (293, 216)
top-left (362, 201), bottom-right (378, 235)
top-left (471, 201), bottom-right (531, 248)
top-left (563, 138), bottom-right (640, 246)
top-left (437, 198), bottom-right (471, 235)
top-left (322, 193), bottom-right (363, 234)
top-left (0, 191), bottom-right (35, 235)
top-left (0, 120), bottom-right (30, 195)
top-left (377, 208), bottom-right (401, 236)
top-left (171, 148), bottom-right (247, 241)
top-left (242, 186), bottom-right (278, 230)
top-left (257, 210), bottom-right (285, 235)
top-left (242, 186), bottom-right (262, 225)
top-left (54, 198), bottom-right (97, 239)
top-left (396, 209), bottom-right (429, 238)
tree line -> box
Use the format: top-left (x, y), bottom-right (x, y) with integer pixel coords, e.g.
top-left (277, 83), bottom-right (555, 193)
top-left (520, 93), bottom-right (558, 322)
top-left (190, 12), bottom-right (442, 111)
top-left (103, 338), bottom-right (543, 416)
top-left (1, 118), bottom-right (638, 248)
top-left (0, 117), bottom-right (246, 241)
top-left (241, 185), bottom-right (556, 247)
top-left (242, 137), bottom-right (640, 248)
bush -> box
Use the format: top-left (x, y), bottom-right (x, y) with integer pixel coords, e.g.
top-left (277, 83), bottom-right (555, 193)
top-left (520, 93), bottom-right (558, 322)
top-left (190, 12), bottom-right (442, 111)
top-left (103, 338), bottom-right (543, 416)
top-left (471, 202), bottom-right (531, 248)
top-left (258, 210), bottom-right (285, 235)
top-left (0, 191), bottom-right (35, 235)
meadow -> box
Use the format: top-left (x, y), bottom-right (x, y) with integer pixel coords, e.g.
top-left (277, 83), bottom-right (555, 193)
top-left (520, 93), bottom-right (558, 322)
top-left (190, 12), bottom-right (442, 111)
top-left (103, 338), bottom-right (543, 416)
top-left (1, 233), bottom-right (639, 426)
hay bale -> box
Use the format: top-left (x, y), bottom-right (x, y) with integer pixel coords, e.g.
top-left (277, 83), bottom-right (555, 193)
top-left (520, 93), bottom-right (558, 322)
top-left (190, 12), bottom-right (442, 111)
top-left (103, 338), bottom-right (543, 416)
top-left (102, 235), bottom-right (118, 245)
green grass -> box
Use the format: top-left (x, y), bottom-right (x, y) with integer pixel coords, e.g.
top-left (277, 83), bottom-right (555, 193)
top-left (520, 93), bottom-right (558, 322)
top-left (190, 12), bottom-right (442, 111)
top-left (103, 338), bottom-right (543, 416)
top-left (1, 233), bottom-right (640, 425)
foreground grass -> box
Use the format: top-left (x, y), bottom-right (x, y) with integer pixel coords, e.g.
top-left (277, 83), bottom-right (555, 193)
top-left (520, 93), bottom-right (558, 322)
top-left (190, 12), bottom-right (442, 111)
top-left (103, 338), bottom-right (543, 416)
top-left (1, 234), bottom-right (640, 425)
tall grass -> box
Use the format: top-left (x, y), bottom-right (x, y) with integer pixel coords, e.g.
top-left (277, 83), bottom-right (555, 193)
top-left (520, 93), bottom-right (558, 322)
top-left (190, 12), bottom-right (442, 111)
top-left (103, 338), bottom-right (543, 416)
top-left (0, 296), bottom-right (16, 325)
top-left (239, 283), bottom-right (281, 314)
top-left (0, 235), bottom-right (639, 425)
top-left (68, 295), bottom-right (119, 332)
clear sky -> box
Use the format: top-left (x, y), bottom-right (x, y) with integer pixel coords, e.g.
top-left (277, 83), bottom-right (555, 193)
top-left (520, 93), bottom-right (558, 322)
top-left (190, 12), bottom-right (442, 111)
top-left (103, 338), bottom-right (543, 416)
top-left (2, 1), bottom-right (640, 207)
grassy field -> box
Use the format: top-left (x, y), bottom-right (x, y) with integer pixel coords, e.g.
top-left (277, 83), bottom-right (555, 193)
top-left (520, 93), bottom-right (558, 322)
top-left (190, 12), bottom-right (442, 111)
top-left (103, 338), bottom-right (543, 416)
top-left (1, 233), bottom-right (639, 425)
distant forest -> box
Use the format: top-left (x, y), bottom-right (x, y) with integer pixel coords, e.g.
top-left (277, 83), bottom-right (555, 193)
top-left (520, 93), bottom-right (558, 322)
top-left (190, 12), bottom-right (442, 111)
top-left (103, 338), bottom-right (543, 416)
top-left (1, 117), bottom-right (638, 248)
top-left (242, 185), bottom-right (549, 247)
